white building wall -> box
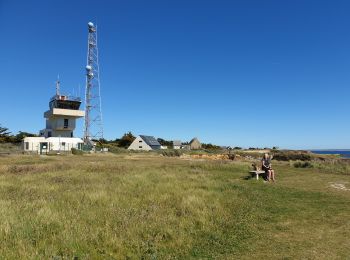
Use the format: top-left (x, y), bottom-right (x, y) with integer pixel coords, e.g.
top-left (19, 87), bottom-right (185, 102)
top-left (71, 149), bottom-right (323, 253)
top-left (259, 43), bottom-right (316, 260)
top-left (22, 137), bottom-right (45, 153)
top-left (128, 136), bottom-right (152, 151)
top-left (23, 137), bottom-right (83, 154)
top-left (46, 137), bottom-right (83, 151)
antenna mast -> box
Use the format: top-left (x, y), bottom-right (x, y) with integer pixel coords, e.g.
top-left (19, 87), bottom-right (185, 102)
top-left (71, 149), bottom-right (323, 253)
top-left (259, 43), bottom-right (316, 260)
top-left (84, 22), bottom-right (104, 144)
top-left (56, 75), bottom-right (60, 96)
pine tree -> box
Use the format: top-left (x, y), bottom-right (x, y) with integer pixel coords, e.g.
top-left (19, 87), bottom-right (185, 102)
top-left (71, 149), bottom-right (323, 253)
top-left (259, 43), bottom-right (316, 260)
top-left (0, 124), bottom-right (11, 143)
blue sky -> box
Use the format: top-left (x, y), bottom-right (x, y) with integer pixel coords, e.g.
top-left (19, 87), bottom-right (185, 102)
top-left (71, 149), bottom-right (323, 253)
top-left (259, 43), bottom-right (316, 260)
top-left (0, 0), bottom-right (349, 149)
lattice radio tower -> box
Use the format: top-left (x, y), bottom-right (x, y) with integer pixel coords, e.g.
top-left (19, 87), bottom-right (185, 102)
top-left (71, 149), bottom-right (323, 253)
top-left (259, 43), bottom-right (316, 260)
top-left (84, 22), bottom-right (104, 144)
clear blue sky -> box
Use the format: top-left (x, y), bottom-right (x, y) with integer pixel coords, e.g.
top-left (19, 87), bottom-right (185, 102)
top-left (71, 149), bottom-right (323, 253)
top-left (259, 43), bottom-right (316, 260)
top-left (0, 0), bottom-right (349, 149)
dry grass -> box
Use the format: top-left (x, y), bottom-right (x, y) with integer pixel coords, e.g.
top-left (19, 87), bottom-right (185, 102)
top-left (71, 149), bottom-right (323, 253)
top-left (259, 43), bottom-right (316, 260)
top-left (0, 154), bottom-right (349, 259)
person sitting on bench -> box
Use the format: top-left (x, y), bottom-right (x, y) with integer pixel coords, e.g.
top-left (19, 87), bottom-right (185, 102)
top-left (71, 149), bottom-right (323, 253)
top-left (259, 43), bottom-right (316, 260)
top-left (262, 153), bottom-right (275, 182)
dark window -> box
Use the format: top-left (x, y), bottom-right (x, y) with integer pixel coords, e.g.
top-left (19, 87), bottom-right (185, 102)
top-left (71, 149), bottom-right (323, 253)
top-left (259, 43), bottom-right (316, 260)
top-left (62, 142), bottom-right (66, 146)
top-left (139, 146), bottom-right (142, 149)
top-left (139, 140), bottom-right (142, 143)
top-left (48, 131), bottom-right (52, 137)
top-left (64, 119), bottom-right (69, 128)
top-left (71, 132), bottom-right (73, 137)
top-left (25, 142), bottom-right (29, 150)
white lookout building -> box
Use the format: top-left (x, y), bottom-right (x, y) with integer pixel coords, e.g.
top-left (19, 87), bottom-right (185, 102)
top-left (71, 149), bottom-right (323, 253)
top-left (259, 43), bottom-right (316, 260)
top-left (23, 80), bottom-right (85, 154)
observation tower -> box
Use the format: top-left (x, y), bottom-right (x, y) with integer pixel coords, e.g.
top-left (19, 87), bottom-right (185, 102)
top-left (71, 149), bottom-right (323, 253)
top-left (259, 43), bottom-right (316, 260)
top-left (23, 79), bottom-right (85, 154)
top-left (40, 79), bottom-right (84, 138)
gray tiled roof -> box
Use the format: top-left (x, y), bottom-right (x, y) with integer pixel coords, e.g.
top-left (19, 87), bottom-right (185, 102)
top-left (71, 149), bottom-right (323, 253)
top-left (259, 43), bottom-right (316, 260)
top-left (140, 135), bottom-right (161, 146)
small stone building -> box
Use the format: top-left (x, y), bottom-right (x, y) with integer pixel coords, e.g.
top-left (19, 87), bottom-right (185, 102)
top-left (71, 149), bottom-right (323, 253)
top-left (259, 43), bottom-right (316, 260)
top-left (190, 137), bottom-right (201, 150)
top-left (172, 140), bottom-right (182, 149)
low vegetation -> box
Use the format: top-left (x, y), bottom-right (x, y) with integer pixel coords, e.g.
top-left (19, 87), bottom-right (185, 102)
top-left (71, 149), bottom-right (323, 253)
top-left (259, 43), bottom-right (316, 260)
top-left (160, 149), bottom-right (183, 157)
top-left (0, 154), bottom-right (349, 258)
top-left (71, 148), bottom-right (84, 155)
top-left (0, 124), bottom-right (37, 143)
top-left (310, 160), bottom-right (350, 176)
top-left (0, 142), bottom-right (22, 154)
top-left (273, 150), bottom-right (312, 161)
top-left (293, 161), bottom-right (314, 168)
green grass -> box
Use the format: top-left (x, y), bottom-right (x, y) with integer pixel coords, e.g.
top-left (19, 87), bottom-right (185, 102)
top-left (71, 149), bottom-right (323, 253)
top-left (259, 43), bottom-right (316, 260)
top-left (0, 154), bottom-right (349, 259)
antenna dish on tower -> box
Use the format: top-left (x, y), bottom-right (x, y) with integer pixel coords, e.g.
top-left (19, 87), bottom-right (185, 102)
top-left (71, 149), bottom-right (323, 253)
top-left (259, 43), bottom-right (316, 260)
top-left (88, 22), bottom-right (96, 32)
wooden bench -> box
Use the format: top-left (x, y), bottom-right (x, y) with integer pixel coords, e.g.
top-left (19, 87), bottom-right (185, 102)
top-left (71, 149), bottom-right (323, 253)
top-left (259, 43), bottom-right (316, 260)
top-left (249, 170), bottom-right (265, 180)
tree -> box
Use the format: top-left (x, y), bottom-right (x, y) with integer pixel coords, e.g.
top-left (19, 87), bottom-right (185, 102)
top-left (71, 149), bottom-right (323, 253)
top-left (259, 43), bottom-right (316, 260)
top-left (0, 125), bottom-right (10, 137)
top-left (157, 138), bottom-right (172, 148)
top-left (0, 125), bottom-right (11, 143)
top-left (98, 138), bottom-right (108, 144)
top-left (118, 132), bottom-right (136, 148)
top-left (13, 131), bottom-right (37, 143)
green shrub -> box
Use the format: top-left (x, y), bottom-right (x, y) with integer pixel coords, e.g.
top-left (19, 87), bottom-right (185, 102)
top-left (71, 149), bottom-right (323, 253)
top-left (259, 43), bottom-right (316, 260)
top-left (71, 148), bottom-right (84, 155)
top-left (294, 161), bottom-right (313, 168)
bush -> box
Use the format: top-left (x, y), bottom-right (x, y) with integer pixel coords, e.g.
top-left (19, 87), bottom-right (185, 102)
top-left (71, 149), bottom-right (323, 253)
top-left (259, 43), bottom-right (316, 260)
top-left (228, 154), bottom-right (236, 160)
top-left (294, 161), bottom-right (313, 168)
top-left (273, 151), bottom-right (311, 161)
top-left (161, 150), bottom-right (182, 157)
top-left (71, 148), bottom-right (84, 155)
top-left (117, 132), bottom-right (136, 148)
top-left (100, 143), bottom-right (131, 154)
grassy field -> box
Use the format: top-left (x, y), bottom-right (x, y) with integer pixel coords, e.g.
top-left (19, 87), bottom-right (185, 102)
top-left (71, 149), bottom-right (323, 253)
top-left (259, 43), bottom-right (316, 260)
top-left (0, 153), bottom-right (349, 259)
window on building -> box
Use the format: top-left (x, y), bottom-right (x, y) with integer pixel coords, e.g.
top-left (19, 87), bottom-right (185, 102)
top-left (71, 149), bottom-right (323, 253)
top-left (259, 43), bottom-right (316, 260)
top-left (71, 132), bottom-right (73, 137)
top-left (139, 140), bottom-right (142, 143)
top-left (64, 119), bottom-right (69, 128)
top-left (48, 131), bottom-right (52, 137)
top-left (139, 146), bottom-right (142, 149)
top-left (62, 142), bottom-right (66, 146)
top-left (25, 142), bottom-right (29, 150)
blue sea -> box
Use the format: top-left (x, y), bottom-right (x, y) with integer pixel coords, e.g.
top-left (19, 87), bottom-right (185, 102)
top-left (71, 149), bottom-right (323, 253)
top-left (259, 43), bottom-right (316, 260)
top-left (311, 150), bottom-right (350, 158)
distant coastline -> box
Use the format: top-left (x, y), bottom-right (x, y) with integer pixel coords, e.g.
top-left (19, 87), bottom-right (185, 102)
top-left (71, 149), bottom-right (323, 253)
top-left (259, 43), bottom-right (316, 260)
top-left (311, 150), bottom-right (350, 158)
